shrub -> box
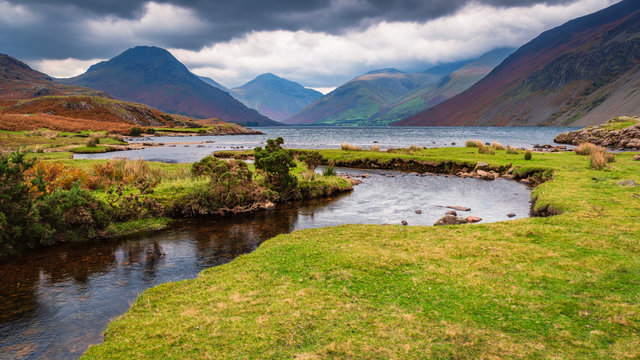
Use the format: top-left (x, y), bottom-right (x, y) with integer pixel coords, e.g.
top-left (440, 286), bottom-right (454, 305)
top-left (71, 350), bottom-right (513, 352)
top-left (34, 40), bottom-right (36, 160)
top-left (341, 142), bottom-right (362, 151)
top-left (465, 140), bottom-right (482, 148)
top-left (254, 137), bottom-right (297, 198)
top-left (106, 183), bottom-right (163, 222)
top-left (298, 151), bottom-right (323, 172)
top-left (129, 127), bottom-right (143, 137)
top-left (25, 161), bottom-right (88, 196)
top-left (524, 150), bottom-right (533, 160)
top-left (506, 146), bottom-right (519, 154)
top-left (575, 142), bottom-right (599, 155)
top-left (323, 164), bottom-right (336, 177)
top-left (409, 144), bottom-right (422, 152)
top-left (478, 143), bottom-right (495, 155)
top-left (491, 142), bottom-right (505, 150)
top-left (86, 136), bottom-right (100, 148)
top-left (36, 184), bottom-right (112, 242)
top-left (302, 169), bottom-right (315, 181)
top-left (0, 151), bottom-right (42, 256)
top-left (197, 128), bottom-right (207, 134)
top-left (589, 147), bottom-right (615, 169)
top-left (370, 145), bottom-right (381, 152)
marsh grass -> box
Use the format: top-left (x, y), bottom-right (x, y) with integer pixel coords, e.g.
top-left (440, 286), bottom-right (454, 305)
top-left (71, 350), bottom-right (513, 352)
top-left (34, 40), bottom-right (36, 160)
top-left (340, 142), bottom-right (362, 151)
top-left (465, 139), bottom-right (482, 148)
top-left (478, 142), bottom-right (495, 155)
top-left (370, 145), bottom-right (381, 152)
top-left (506, 145), bottom-right (519, 154)
top-left (575, 142), bottom-right (600, 155)
top-left (491, 142), bottom-right (505, 150)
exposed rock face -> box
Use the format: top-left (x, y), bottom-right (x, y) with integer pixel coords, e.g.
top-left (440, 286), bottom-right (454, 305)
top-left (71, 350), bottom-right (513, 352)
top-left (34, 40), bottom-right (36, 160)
top-left (554, 116), bottom-right (640, 149)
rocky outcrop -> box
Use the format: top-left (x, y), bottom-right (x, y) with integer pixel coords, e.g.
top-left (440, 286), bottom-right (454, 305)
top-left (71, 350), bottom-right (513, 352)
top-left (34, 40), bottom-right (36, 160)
top-left (554, 116), bottom-right (640, 149)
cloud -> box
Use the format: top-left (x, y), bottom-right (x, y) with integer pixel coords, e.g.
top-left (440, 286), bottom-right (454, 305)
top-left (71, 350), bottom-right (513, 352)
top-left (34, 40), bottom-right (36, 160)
top-left (172, 0), bottom-right (618, 87)
top-left (30, 58), bottom-right (106, 78)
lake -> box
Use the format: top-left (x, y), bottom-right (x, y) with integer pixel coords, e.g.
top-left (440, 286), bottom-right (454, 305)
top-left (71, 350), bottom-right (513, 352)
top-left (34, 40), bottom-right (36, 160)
top-left (74, 126), bottom-right (575, 162)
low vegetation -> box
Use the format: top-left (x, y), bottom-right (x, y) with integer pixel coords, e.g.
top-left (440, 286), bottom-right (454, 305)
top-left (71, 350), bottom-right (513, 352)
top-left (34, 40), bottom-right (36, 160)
top-left (340, 142), bottom-right (362, 151)
top-left (83, 146), bottom-right (640, 359)
top-left (0, 138), bottom-right (352, 259)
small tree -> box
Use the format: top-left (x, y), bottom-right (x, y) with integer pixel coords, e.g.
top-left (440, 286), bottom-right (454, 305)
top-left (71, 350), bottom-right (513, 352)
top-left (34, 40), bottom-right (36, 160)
top-left (299, 151), bottom-right (323, 172)
top-left (254, 137), bottom-right (297, 197)
top-left (129, 127), bottom-right (143, 137)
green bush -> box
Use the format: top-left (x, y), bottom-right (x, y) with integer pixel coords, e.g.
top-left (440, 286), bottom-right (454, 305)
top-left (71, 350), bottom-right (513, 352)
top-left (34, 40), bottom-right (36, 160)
top-left (129, 127), bottom-right (143, 137)
top-left (524, 150), bottom-right (533, 161)
top-left (254, 137), bottom-right (297, 198)
top-left (0, 151), bottom-right (43, 257)
top-left (299, 151), bottom-right (323, 171)
top-left (36, 184), bottom-right (112, 242)
top-left (197, 128), bottom-right (207, 134)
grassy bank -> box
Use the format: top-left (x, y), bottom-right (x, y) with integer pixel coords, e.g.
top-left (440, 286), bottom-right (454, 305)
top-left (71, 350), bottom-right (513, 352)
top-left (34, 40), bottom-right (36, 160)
top-left (83, 147), bottom-right (639, 359)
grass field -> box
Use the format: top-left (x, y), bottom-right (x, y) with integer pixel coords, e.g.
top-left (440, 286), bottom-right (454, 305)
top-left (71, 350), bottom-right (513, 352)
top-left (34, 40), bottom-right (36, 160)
top-left (81, 147), bottom-right (640, 359)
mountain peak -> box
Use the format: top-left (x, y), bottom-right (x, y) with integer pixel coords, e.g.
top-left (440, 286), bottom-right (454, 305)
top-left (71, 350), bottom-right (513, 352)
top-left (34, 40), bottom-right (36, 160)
top-left (364, 68), bottom-right (404, 75)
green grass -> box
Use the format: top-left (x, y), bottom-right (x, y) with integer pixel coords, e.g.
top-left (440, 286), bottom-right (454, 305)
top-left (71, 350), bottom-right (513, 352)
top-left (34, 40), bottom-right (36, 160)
top-left (105, 217), bottom-right (173, 238)
top-left (601, 116), bottom-right (640, 131)
top-left (82, 148), bottom-right (640, 359)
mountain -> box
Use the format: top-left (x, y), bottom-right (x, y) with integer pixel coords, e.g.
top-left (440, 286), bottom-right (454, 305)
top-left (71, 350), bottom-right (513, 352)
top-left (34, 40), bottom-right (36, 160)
top-left (375, 48), bottom-right (515, 124)
top-left (198, 76), bottom-right (232, 94)
top-left (231, 73), bottom-right (323, 121)
top-left (285, 49), bottom-right (511, 126)
top-left (285, 69), bottom-right (438, 125)
top-left (397, 0), bottom-right (640, 127)
top-left (0, 53), bottom-right (106, 100)
top-left (63, 46), bottom-right (280, 126)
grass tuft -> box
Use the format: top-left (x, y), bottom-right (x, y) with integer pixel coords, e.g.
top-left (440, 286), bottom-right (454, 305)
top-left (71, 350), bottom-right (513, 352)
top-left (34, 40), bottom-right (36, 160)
top-left (340, 142), bottom-right (362, 151)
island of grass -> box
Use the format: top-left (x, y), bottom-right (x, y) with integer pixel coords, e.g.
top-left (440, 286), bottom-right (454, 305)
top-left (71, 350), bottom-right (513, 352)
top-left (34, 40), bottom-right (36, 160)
top-left (82, 145), bottom-right (640, 359)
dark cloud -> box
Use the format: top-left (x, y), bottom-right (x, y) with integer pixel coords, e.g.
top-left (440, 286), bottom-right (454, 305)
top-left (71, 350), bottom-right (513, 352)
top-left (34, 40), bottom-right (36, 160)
top-left (2, 0), bottom-right (581, 60)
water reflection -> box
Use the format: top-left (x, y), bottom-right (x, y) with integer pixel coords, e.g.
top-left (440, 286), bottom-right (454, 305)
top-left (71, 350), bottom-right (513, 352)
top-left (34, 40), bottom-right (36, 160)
top-left (0, 169), bottom-right (530, 359)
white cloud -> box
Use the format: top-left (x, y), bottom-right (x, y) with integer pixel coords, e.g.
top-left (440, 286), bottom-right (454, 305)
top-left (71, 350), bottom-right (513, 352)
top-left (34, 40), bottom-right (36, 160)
top-left (82, 2), bottom-right (207, 45)
top-left (30, 58), bottom-right (106, 78)
top-left (0, 1), bottom-right (38, 25)
top-left (174, 0), bottom-right (618, 87)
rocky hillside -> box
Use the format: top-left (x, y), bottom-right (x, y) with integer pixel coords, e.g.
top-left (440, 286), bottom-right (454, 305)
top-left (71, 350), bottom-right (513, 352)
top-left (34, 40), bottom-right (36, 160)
top-left (0, 96), bottom-right (203, 133)
top-left (0, 54), bottom-right (106, 100)
top-left (62, 46), bottom-right (280, 126)
top-left (554, 116), bottom-right (640, 149)
top-left (398, 0), bottom-right (640, 127)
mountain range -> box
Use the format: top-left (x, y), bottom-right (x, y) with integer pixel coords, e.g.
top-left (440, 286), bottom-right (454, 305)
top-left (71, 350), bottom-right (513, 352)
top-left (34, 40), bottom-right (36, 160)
top-left (62, 46), bottom-right (279, 126)
top-left (285, 48), bottom-right (513, 126)
top-left (398, 0), bottom-right (640, 127)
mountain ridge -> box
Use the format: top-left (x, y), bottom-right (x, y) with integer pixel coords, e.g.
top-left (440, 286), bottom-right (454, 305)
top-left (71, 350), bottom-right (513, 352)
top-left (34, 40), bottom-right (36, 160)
top-left (62, 46), bottom-right (280, 126)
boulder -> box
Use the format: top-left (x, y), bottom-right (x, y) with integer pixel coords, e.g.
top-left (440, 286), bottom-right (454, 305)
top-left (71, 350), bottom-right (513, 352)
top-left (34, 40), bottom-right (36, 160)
top-left (465, 216), bottom-right (482, 223)
top-left (446, 205), bottom-right (471, 211)
top-left (446, 210), bottom-right (457, 216)
top-left (507, 213), bottom-right (516, 218)
top-left (401, 220), bottom-right (408, 226)
top-left (476, 170), bottom-right (495, 180)
top-left (415, 209), bottom-right (422, 214)
top-left (634, 155), bottom-right (640, 161)
top-left (617, 179), bottom-right (637, 187)
top-left (474, 161), bottom-right (490, 171)
top-left (434, 214), bottom-right (464, 226)
top-left (519, 179), bottom-right (530, 185)
top-left (262, 201), bottom-right (276, 210)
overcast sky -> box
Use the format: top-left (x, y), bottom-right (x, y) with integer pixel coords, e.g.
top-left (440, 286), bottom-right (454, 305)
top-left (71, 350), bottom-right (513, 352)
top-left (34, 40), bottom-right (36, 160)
top-left (0, 0), bottom-right (620, 90)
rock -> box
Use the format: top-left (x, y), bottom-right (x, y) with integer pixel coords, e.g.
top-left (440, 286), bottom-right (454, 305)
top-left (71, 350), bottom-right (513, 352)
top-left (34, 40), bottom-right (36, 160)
top-left (617, 179), bottom-right (637, 187)
top-left (476, 170), bottom-right (495, 180)
top-left (507, 213), bottom-right (516, 218)
top-left (554, 117), bottom-right (640, 149)
top-left (401, 220), bottom-right (408, 226)
top-left (415, 209), bottom-right (422, 214)
top-left (465, 216), bottom-right (482, 223)
top-left (634, 155), bottom-right (640, 161)
top-left (519, 179), bottom-right (530, 185)
top-left (445, 210), bottom-right (457, 216)
top-left (434, 214), bottom-right (463, 226)
top-left (360, 173), bottom-right (371, 178)
top-left (451, 142), bottom-right (456, 145)
top-left (474, 162), bottom-right (490, 171)
top-left (502, 174), bottom-right (515, 180)
top-left (262, 201), bottom-right (276, 210)
top-left (447, 205), bottom-right (471, 211)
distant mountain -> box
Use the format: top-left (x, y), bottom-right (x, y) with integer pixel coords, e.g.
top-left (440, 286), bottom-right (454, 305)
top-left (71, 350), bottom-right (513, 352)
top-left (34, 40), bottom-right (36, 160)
top-left (397, 0), bottom-right (640, 127)
top-left (198, 76), bottom-right (232, 94)
top-left (0, 53), bottom-right (106, 99)
top-left (231, 73), bottom-right (323, 121)
top-left (62, 46), bottom-right (280, 126)
top-left (380, 48), bottom-right (514, 124)
top-left (285, 49), bottom-right (511, 126)
top-left (285, 69), bottom-right (438, 125)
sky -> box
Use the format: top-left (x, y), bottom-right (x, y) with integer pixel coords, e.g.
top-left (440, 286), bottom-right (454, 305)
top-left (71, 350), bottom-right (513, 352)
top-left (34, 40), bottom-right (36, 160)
top-left (0, 0), bottom-right (620, 91)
